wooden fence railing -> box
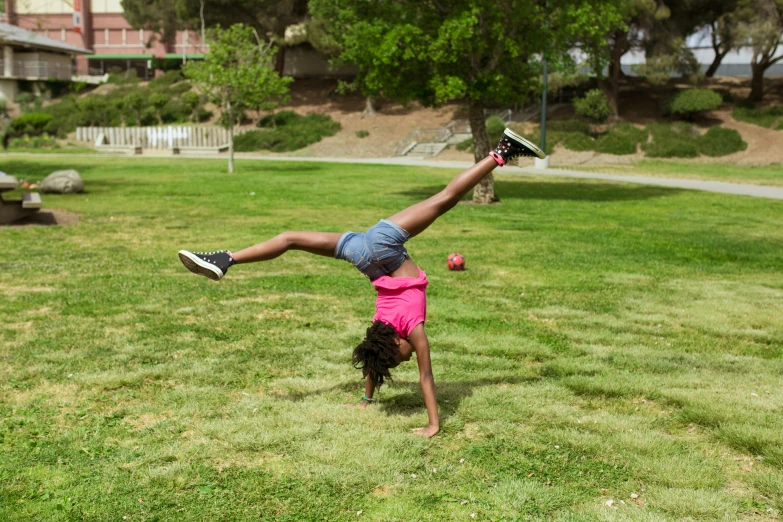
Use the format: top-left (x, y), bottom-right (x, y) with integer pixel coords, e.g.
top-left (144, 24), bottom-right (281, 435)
top-left (75, 126), bottom-right (240, 150)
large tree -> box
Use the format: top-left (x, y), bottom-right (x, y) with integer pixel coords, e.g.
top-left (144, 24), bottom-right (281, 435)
top-left (581, 0), bottom-right (670, 118)
top-left (121, 0), bottom-right (181, 50)
top-left (672, 0), bottom-right (741, 77)
top-left (121, 0), bottom-right (308, 73)
top-left (177, 0), bottom-right (309, 74)
top-left (735, 0), bottom-right (783, 101)
top-left (311, 0), bottom-right (610, 204)
top-left (183, 24), bottom-right (292, 173)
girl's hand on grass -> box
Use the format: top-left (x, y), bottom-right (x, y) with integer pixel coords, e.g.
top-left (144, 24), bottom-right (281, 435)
top-left (412, 425), bottom-right (439, 438)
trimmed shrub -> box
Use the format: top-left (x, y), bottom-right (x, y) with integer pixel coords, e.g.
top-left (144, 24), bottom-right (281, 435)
top-left (235, 112), bottom-right (341, 152)
top-left (10, 113), bottom-right (53, 137)
top-left (560, 132), bottom-right (595, 152)
top-left (699, 127), bottom-right (747, 157)
top-left (666, 89), bottom-right (722, 118)
top-left (548, 119), bottom-right (592, 134)
top-left (594, 122), bottom-right (646, 155)
top-left (573, 89), bottom-right (611, 122)
top-left (643, 122), bottom-right (699, 158)
top-left (259, 110), bottom-right (302, 128)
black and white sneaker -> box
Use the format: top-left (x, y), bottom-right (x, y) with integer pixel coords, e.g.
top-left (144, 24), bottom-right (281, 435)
top-left (178, 250), bottom-right (235, 281)
top-left (489, 128), bottom-right (546, 166)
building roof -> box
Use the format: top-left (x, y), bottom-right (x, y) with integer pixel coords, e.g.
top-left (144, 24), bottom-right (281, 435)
top-left (0, 22), bottom-right (93, 55)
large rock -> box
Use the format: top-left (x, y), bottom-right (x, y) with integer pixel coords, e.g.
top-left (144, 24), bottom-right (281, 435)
top-left (40, 170), bottom-right (84, 194)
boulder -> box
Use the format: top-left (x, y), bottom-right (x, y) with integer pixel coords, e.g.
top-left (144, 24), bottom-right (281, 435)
top-left (40, 170), bottom-right (84, 194)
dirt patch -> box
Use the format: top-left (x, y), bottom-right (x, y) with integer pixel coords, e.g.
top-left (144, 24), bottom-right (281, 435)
top-left (3, 209), bottom-right (80, 227)
top-left (232, 78), bottom-right (464, 158)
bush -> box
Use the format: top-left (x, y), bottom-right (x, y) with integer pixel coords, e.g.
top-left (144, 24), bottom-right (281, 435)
top-left (560, 131), bottom-right (595, 152)
top-left (731, 102), bottom-right (783, 129)
top-left (594, 123), bottom-right (646, 155)
top-left (699, 127), bottom-right (747, 157)
top-left (356, 130), bottom-right (369, 138)
top-left (454, 115), bottom-right (506, 152)
top-left (107, 69), bottom-right (140, 85)
top-left (485, 115), bottom-right (506, 142)
top-left (148, 70), bottom-right (184, 90)
top-left (643, 122), bottom-right (699, 158)
top-left (10, 113), bottom-right (53, 137)
top-left (9, 134), bottom-right (59, 149)
top-left (15, 92), bottom-right (37, 113)
top-left (548, 119), bottom-right (592, 134)
top-left (259, 110), bottom-right (302, 128)
top-left (573, 89), bottom-right (611, 122)
top-left (235, 112), bottom-right (341, 152)
top-left (666, 89), bottom-right (722, 118)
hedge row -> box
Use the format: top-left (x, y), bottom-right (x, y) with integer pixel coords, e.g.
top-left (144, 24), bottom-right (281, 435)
top-left (234, 111), bottom-right (341, 153)
top-left (16, 71), bottom-right (210, 138)
top-left (503, 120), bottom-right (746, 158)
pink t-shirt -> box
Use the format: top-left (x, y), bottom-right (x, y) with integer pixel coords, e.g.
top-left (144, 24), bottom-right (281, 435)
top-left (372, 268), bottom-right (428, 339)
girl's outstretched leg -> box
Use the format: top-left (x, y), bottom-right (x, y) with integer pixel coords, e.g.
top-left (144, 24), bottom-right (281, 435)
top-left (179, 231), bottom-right (341, 281)
top-left (232, 231), bottom-right (342, 262)
top-left (387, 128), bottom-right (546, 238)
top-left (387, 156), bottom-right (497, 238)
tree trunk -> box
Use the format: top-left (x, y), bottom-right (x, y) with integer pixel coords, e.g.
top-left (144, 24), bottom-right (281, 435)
top-left (608, 35), bottom-right (623, 120)
top-left (750, 63), bottom-right (765, 102)
top-left (705, 50), bottom-right (728, 78)
top-left (469, 101), bottom-right (496, 204)
top-left (200, 0), bottom-right (206, 51)
top-left (361, 96), bottom-right (376, 117)
top-left (228, 101), bottom-right (235, 174)
top-left (274, 48), bottom-right (286, 76)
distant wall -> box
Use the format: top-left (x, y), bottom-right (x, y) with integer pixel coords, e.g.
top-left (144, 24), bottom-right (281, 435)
top-left (283, 46), bottom-right (355, 79)
top-left (0, 78), bottom-right (17, 100)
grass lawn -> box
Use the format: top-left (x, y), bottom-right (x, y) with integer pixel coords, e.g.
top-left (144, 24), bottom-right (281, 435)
top-left (1, 156), bottom-right (782, 521)
top-left (576, 160), bottom-right (783, 188)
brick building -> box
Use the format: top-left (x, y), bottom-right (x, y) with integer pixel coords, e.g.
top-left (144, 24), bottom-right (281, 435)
top-left (3, 0), bottom-right (204, 79)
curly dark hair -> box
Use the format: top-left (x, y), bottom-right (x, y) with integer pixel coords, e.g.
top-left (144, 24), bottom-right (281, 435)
top-left (352, 320), bottom-right (400, 387)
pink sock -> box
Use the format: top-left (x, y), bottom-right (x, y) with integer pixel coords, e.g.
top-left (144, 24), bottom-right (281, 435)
top-left (489, 151), bottom-right (504, 166)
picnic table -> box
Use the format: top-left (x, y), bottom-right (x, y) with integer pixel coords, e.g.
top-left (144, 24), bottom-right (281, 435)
top-left (0, 174), bottom-right (42, 224)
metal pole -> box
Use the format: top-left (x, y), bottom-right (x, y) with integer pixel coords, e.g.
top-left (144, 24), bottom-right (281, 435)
top-left (540, 0), bottom-right (549, 155)
top-left (540, 58), bottom-right (547, 153)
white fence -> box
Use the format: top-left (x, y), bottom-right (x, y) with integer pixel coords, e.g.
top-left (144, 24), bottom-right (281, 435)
top-left (75, 126), bottom-right (235, 150)
top-left (0, 59), bottom-right (73, 80)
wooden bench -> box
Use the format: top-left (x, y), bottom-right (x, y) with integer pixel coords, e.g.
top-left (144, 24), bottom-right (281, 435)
top-left (0, 174), bottom-right (43, 224)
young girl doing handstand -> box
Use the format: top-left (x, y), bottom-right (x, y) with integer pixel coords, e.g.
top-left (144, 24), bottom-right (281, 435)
top-left (178, 129), bottom-right (545, 437)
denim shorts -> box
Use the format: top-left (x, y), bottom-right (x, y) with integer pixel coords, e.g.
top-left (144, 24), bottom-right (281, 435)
top-left (334, 219), bottom-right (411, 280)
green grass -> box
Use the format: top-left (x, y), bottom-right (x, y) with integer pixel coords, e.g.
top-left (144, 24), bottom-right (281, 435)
top-left (1, 156), bottom-right (782, 520)
top-left (578, 160), bottom-right (783, 187)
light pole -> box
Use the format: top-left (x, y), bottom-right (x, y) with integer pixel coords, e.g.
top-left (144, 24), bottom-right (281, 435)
top-left (537, 0), bottom-right (550, 169)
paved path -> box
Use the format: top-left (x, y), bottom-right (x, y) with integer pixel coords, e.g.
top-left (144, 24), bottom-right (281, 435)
top-left (5, 152), bottom-right (783, 200)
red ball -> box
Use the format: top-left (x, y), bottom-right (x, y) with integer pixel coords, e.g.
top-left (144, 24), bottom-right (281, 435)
top-left (447, 253), bottom-right (465, 271)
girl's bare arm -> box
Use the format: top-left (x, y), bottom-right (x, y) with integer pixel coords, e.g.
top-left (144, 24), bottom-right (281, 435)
top-left (408, 323), bottom-right (439, 437)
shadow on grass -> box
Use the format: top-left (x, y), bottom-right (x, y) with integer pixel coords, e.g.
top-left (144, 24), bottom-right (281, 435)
top-left (276, 374), bottom-right (536, 424)
top-left (396, 180), bottom-right (683, 202)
